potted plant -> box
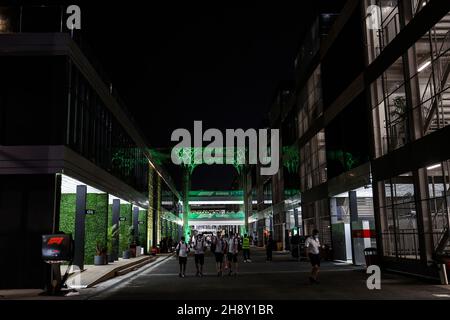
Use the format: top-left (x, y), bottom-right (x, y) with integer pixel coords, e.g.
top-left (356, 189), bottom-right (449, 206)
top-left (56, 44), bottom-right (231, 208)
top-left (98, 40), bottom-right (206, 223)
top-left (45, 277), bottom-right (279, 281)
top-left (129, 226), bottom-right (137, 258)
top-left (122, 249), bottom-right (131, 259)
top-left (123, 226), bottom-right (134, 259)
top-left (389, 96), bottom-right (407, 149)
top-left (94, 242), bottom-right (107, 265)
top-left (107, 224), bottom-right (119, 263)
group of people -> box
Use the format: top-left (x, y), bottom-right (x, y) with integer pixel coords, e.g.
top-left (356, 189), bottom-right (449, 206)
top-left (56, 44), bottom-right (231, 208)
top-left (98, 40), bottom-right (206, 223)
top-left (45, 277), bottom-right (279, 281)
top-left (159, 237), bottom-right (174, 253)
top-left (175, 232), bottom-right (252, 278)
top-left (175, 229), bottom-right (323, 284)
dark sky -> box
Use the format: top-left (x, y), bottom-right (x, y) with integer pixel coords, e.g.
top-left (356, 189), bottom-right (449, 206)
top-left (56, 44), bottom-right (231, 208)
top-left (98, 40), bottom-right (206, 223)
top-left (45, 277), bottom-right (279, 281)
top-left (79, 2), bottom-right (318, 190)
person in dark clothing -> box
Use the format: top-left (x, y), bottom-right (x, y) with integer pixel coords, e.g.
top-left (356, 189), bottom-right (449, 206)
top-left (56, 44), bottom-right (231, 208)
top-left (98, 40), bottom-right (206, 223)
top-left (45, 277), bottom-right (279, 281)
top-left (266, 234), bottom-right (274, 261)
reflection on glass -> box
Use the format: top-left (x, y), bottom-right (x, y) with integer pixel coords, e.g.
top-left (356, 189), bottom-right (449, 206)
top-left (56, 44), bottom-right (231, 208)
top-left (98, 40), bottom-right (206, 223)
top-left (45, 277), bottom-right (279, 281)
top-left (299, 130), bottom-right (327, 191)
top-left (364, 0), bottom-right (400, 63)
top-left (380, 172), bottom-right (420, 259)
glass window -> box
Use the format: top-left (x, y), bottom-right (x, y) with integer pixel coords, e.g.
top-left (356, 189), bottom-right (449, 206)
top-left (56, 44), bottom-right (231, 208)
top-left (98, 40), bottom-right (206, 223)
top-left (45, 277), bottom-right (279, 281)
top-left (364, 0), bottom-right (401, 63)
top-left (66, 65), bottom-right (149, 194)
top-left (301, 199), bottom-right (331, 246)
top-left (371, 56), bottom-right (410, 156)
top-left (424, 161), bottom-right (450, 250)
top-left (410, 14), bottom-right (450, 135)
top-left (299, 130), bottom-right (327, 191)
top-left (370, 9), bottom-right (450, 151)
top-left (379, 172), bottom-right (420, 259)
top-left (297, 66), bottom-right (323, 137)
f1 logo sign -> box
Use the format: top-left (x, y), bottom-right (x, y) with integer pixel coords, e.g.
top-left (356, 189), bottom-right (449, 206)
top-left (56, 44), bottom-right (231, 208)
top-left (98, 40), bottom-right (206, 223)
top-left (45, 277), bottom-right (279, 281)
top-left (366, 5), bottom-right (381, 30)
top-left (366, 265), bottom-right (381, 290)
top-left (47, 237), bottom-right (64, 246)
top-left (66, 5), bottom-right (81, 30)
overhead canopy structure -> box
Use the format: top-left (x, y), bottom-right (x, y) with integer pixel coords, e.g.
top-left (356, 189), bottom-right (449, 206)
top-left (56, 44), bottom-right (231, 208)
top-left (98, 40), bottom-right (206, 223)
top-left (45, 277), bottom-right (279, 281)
top-left (188, 211), bottom-right (245, 226)
top-left (172, 146), bottom-right (247, 174)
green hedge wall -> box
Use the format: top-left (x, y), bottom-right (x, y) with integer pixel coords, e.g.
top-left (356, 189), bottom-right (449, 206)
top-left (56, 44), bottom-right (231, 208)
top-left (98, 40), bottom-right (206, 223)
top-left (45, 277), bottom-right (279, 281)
top-left (119, 204), bottom-right (132, 253)
top-left (85, 194), bottom-right (108, 264)
top-left (138, 209), bottom-right (147, 252)
top-left (59, 193), bottom-right (108, 265)
top-left (59, 194), bottom-right (76, 235)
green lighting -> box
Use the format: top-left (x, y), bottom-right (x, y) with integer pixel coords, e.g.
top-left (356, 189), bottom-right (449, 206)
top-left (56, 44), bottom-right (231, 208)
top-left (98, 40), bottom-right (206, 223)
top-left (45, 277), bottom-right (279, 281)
top-left (282, 144), bottom-right (300, 174)
top-left (172, 147), bottom-right (246, 174)
top-left (327, 150), bottom-right (361, 171)
top-left (284, 189), bottom-right (300, 197)
top-left (188, 190), bottom-right (244, 197)
top-left (189, 211), bottom-right (245, 220)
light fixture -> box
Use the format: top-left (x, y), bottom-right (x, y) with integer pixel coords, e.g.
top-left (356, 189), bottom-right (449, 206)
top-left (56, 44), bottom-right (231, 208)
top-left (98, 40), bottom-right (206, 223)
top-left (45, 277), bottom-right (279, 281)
top-left (0, 16), bottom-right (7, 32)
top-left (417, 60), bottom-right (431, 72)
top-left (427, 164), bottom-right (441, 170)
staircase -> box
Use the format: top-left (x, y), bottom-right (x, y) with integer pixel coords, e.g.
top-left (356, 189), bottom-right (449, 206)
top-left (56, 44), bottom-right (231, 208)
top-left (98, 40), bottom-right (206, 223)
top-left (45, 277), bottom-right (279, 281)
top-left (430, 191), bottom-right (450, 260)
top-left (435, 227), bottom-right (450, 259)
top-left (422, 12), bottom-right (450, 134)
top-left (427, 92), bottom-right (450, 131)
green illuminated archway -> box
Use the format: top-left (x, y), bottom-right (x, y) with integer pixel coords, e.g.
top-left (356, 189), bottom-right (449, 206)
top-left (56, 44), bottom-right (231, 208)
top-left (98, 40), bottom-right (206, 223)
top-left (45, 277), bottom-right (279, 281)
top-left (173, 147), bottom-right (248, 239)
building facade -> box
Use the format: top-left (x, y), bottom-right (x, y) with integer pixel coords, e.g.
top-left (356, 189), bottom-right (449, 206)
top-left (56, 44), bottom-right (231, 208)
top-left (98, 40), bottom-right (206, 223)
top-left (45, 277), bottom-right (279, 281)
top-left (0, 5), bottom-right (182, 289)
top-left (257, 0), bottom-right (450, 278)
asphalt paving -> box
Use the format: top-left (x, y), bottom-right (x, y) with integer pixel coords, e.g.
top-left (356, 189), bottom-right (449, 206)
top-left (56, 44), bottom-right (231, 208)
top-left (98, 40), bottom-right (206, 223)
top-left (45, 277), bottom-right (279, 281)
top-left (75, 247), bottom-right (450, 300)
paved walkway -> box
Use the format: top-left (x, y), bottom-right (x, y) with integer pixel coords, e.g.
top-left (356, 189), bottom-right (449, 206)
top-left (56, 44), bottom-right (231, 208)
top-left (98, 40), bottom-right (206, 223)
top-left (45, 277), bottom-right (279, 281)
top-left (72, 247), bottom-right (450, 300)
top-left (63, 255), bottom-right (154, 288)
top-left (0, 254), bottom-right (169, 299)
top-left (3, 249), bottom-right (450, 300)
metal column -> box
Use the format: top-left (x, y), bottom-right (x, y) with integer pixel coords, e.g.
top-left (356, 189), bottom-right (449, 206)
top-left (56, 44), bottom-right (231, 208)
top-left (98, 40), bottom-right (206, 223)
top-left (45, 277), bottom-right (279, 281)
top-left (112, 199), bottom-right (120, 261)
top-left (73, 185), bottom-right (87, 270)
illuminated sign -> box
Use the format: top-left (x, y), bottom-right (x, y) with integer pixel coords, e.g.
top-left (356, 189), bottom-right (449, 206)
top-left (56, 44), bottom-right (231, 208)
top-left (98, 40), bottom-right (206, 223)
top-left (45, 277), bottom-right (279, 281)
top-left (42, 234), bottom-right (73, 261)
top-left (47, 237), bottom-right (64, 246)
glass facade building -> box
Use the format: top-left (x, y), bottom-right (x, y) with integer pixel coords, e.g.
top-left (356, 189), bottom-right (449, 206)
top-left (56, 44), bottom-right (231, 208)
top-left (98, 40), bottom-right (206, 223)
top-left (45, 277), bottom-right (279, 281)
top-left (258, 0), bottom-right (450, 277)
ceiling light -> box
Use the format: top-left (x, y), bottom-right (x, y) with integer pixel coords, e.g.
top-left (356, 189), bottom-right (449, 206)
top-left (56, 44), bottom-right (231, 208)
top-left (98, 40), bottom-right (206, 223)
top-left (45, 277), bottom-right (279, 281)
top-left (418, 60), bottom-right (431, 72)
top-left (427, 164), bottom-right (441, 170)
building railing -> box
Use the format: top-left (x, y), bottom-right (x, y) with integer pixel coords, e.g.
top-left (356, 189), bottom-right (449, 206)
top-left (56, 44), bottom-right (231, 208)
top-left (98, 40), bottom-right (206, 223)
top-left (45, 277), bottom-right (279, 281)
top-left (382, 230), bottom-right (420, 259)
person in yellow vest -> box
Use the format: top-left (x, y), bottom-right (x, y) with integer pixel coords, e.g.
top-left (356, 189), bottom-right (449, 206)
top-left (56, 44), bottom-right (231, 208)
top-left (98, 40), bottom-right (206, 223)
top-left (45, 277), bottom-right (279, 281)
top-left (242, 234), bottom-right (251, 262)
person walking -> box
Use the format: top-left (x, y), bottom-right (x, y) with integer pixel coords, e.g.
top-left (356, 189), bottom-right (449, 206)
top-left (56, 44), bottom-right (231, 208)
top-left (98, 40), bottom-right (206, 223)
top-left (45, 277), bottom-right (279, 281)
top-left (223, 233), bottom-right (229, 270)
top-left (305, 229), bottom-right (321, 284)
top-left (176, 236), bottom-right (190, 278)
top-left (227, 232), bottom-right (239, 276)
top-left (266, 234), bottom-right (274, 261)
top-left (213, 232), bottom-right (227, 277)
top-left (193, 234), bottom-right (206, 277)
top-left (242, 233), bottom-right (251, 262)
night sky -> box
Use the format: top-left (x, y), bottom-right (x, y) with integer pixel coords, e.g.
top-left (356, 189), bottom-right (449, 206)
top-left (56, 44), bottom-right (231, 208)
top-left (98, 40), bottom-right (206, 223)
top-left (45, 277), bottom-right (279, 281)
top-left (78, 2), bottom-right (319, 190)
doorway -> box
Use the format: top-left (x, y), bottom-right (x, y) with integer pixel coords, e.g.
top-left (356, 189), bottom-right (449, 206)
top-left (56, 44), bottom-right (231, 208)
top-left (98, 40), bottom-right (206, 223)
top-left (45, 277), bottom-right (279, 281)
top-left (330, 185), bottom-right (376, 265)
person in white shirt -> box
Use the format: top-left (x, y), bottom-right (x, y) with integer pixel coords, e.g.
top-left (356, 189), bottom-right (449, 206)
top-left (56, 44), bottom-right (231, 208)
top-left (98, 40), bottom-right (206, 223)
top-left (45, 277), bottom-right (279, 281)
top-left (176, 236), bottom-right (190, 278)
top-left (227, 232), bottom-right (239, 276)
top-left (305, 229), bottom-right (321, 284)
top-left (193, 234), bottom-right (206, 277)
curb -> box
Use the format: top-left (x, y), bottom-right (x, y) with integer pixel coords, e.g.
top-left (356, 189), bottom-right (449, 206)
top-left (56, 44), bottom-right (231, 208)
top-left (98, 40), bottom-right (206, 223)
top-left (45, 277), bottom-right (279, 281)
top-left (86, 256), bottom-right (154, 288)
top-left (115, 257), bottom-right (154, 277)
